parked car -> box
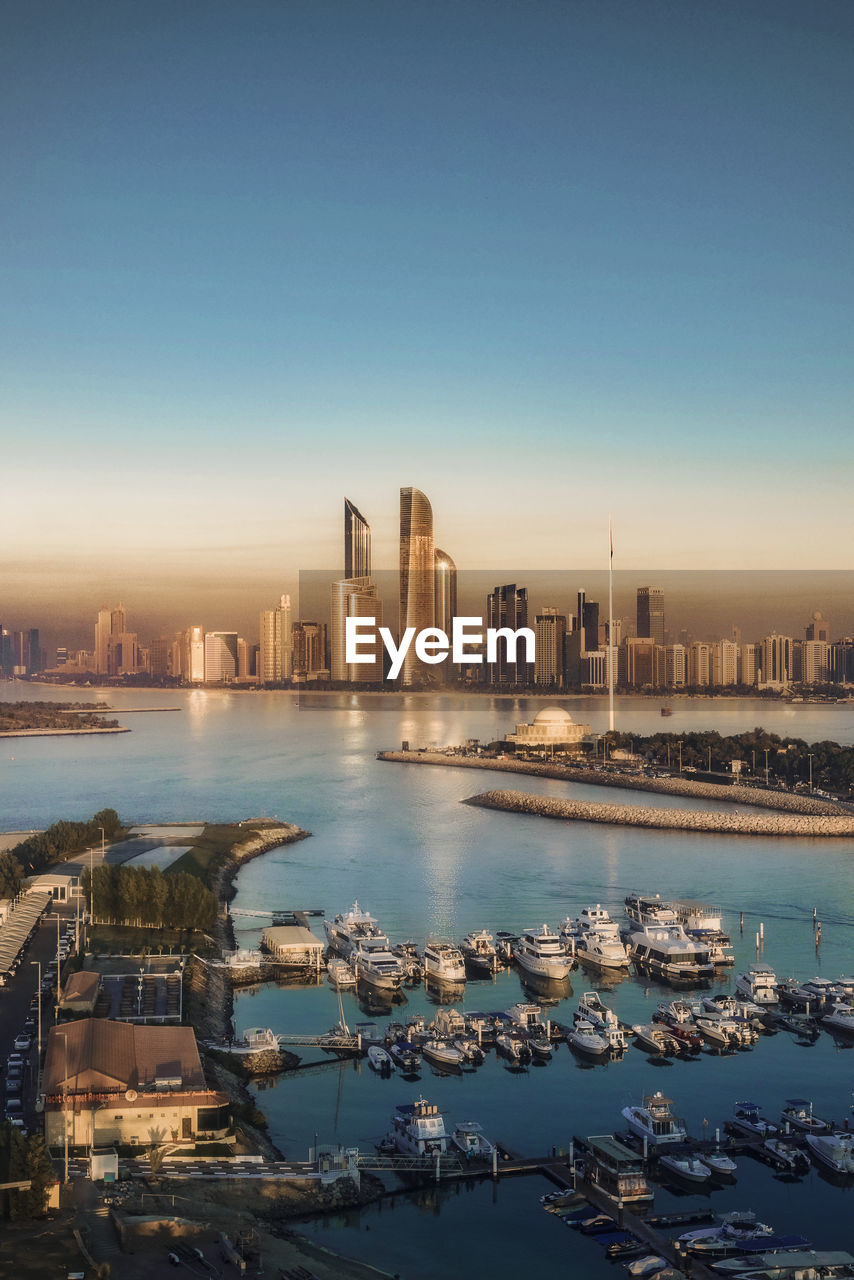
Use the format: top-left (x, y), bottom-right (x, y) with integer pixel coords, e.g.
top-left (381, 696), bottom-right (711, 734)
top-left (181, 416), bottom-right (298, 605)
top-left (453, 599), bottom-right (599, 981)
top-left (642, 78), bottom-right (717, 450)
top-left (13, 1035), bottom-right (31, 1052)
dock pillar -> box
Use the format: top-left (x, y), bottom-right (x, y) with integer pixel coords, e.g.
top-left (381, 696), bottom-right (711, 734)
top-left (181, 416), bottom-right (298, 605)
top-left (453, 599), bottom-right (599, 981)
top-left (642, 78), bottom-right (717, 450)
top-left (492, 1147), bottom-right (498, 1180)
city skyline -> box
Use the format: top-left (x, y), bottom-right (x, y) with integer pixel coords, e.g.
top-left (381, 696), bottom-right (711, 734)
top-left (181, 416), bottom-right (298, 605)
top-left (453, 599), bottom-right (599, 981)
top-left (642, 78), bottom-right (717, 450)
top-left (2, 1), bottom-right (852, 617)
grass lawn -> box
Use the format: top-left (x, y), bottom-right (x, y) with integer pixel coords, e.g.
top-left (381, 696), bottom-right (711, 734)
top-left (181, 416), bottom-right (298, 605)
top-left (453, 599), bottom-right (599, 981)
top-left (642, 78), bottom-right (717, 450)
top-left (167, 821), bottom-right (278, 888)
top-left (88, 923), bottom-right (216, 957)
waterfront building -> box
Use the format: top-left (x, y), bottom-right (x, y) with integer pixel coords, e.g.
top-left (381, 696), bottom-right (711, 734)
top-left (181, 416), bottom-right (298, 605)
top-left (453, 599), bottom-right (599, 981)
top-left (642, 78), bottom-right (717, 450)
top-left (112, 632), bottom-right (139, 676)
top-left (292, 621), bottom-right (328, 681)
top-left (713, 639), bottom-right (739, 687)
top-left (760, 632), bottom-right (794, 688)
top-left (806, 611), bottom-right (830, 643)
top-left (740, 642), bottom-right (759, 686)
top-left (688, 641), bottom-right (712, 688)
top-left (258, 595), bottom-right (292, 685)
top-left (399, 486), bottom-right (435, 686)
top-left (330, 579), bottom-right (384, 682)
top-left (665, 643), bottom-right (687, 687)
top-left (637, 586), bottom-right (665, 644)
top-left (42, 1020), bottom-right (230, 1149)
top-left (204, 631), bottom-right (238, 683)
top-left (94, 604), bottom-right (135, 676)
top-left (486, 583), bottom-right (530, 685)
top-left (506, 705), bottom-right (591, 752)
top-left (624, 635), bottom-right (656, 688)
top-left (802, 639), bottom-right (830, 685)
top-left (535, 608), bottom-right (567, 686)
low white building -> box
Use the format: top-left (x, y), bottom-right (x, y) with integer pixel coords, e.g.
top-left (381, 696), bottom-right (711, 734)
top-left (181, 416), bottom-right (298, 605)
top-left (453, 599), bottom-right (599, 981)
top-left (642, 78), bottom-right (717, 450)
top-left (506, 705), bottom-right (591, 753)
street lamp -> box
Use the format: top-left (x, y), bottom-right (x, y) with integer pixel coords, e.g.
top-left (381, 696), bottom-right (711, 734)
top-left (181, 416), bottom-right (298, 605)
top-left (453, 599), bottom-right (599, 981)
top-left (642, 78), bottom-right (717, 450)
top-left (808, 753), bottom-right (814, 793)
top-left (764, 748), bottom-right (770, 787)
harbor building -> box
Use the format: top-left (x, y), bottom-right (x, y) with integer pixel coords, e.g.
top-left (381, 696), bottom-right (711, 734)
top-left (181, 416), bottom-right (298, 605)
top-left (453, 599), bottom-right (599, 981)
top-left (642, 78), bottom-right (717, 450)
top-left (42, 1020), bottom-right (231, 1149)
top-left (262, 923), bottom-right (324, 972)
top-left (399, 486), bottom-right (436, 686)
top-left (506, 705), bottom-right (591, 752)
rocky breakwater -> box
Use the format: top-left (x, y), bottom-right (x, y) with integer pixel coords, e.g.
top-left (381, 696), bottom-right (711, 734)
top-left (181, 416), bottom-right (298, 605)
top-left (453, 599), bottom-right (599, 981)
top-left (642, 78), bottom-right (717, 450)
top-left (465, 789), bottom-right (854, 837)
top-left (379, 749), bottom-right (849, 816)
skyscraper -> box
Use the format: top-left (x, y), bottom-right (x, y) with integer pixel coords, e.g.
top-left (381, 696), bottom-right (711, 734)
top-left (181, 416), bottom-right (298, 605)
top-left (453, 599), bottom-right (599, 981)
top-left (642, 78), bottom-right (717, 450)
top-left (258, 595), bottom-right (293, 684)
top-left (486, 584), bottom-right (530, 685)
top-left (204, 632), bottom-right (238, 683)
top-left (535, 608), bottom-right (566, 686)
top-left (399, 487), bottom-right (435, 687)
top-left (637, 587), bottom-right (665, 644)
top-left (344, 497), bottom-right (371, 580)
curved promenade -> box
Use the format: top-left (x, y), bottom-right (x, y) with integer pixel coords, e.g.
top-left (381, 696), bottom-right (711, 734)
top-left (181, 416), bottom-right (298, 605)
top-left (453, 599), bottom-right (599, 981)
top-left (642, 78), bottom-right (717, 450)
top-left (465, 789), bottom-right (854, 837)
top-left (378, 749), bottom-right (849, 816)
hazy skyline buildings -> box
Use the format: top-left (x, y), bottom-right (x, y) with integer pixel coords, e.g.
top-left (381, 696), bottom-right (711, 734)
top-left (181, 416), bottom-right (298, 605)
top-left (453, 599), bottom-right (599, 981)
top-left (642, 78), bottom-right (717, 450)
top-left (637, 587), bottom-right (665, 646)
top-left (258, 595), bottom-right (292, 685)
top-left (344, 498), bottom-right (371, 581)
top-left (399, 487), bottom-right (435, 687)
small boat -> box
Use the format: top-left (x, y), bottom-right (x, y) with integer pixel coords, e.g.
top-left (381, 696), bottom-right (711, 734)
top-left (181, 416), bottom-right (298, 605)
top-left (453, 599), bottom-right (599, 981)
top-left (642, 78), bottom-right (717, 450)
top-left (367, 1045), bottom-right (394, 1076)
top-left (421, 1039), bottom-right (463, 1070)
top-left (780, 1098), bottom-right (831, 1133)
top-left (659, 1153), bottom-right (711, 1184)
top-left (763, 1138), bottom-right (810, 1175)
top-left (459, 929), bottom-right (500, 975)
top-left (632, 1023), bottom-right (679, 1056)
top-left (566, 1017), bottom-right (610, 1058)
top-left (495, 1033), bottom-right (532, 1066)
top-left (822, 1002), bottom-right (854, 1038)
top-left (326, 957), bottom-right (356, 988)
top-left (626, 1256), bottom-right (669, 1278)
top-left (695, 1017), bottom-right (738, 1050)
top-left (526, 1034), bottom-right (553, 1060)
top-left (699, 1151), bottom-right (737, 1177)
top-left (449, 1120), bottom-right (494, 1159)
top-left (730, 1101), bottom-right (778, 1139)
top-left (805, 1130), bottom-right (854, 1174)
top-left (453, 1037), bottom-right (485, 1066)
top-left (660, 707), bottom-right (673, 717)
top-left (578, 991), bottom-right (628, 1051)
top-left (388, 1041), bottom-right (421, 1074)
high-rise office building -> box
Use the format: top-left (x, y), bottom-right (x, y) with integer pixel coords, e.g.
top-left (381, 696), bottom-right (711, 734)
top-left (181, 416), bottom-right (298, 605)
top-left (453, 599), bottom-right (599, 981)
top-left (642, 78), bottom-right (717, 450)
top-left (806, 611), bottom-right (830, 643)
top-left (95, 609), bottom-right (112, 674)
top-left (188, 626), bottom-right (205, 682)
top-left (760, 633), bottom-right (794, 687)
top-left (258, 595), bottom-right (293, 685)
top-left (576, 590), bottom-right (600, 653)
top-left (712, 639), bottom-right (739, 687)
top-left (204, 632), bottom-right (238, 683)
top-left (149, 638), bottom-right (171, 678)
top-left (434, 549), bottom-right (457, 635)
top-left (399, 487), bottom-right (435, 687)
top-left (292, 621), bottom-right (328, 682)
top-left (344, 497), bottom-right (371, 580)
top-left (688, 641), bottom-right (712, 687)
top-left (624, 636), bottom-right (656, 688)
top-left (535, 608), bottom-right (566, 686)
top-left (94, 604), bottom-right (134, 675)
top-left (637, 587), bottom-right (665, 644)
top-left (486, 584), bottom-right (529, 685)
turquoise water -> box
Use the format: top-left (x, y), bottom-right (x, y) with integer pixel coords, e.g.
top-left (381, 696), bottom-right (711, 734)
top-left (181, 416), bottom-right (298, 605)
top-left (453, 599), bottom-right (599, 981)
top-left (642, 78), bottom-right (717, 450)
top-left (3, 683), bottom-right (854, 1275)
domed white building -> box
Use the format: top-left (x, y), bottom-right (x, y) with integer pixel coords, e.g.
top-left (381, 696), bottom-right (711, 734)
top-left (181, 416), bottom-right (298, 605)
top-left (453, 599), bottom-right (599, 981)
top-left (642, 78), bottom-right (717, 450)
top-left (506, 705), bottom-right (591, 752)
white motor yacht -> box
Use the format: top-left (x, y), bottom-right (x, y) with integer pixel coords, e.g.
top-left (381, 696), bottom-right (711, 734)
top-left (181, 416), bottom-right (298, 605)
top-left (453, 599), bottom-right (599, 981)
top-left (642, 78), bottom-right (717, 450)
top-left (734, 963), bottom-right (779, 1005)
top-left (367, 1045), bottom-right (394, 1074)
top-left (805, 1130), bottom-right (854, 1174)
top-left (632, 1024), bottom-right (680, 1056)
top-left (627, 924), bottom-right (715, 985)
top-left (324, 901), bottom-right (385, 957)
top-left (389, 1098), bottom-right (448, 1156)
top-left (566, 1016), bottom-right (610, 1057)
top-left (351, 936), bottom-right (406, 991)
top-left (450, 1120), bottom-right (494, 1158)
top-left (699, 1151), bottom-right (737, 1177)
top-left (512, 924), bottom-right (573, 980)
top-left (621, 1092), bottom-right (688, 1147)
top-left (459, 930), bottom-right (499, 974)
top-left (577, 992), bottom-right (627, 1050)
top-left (624, 891), bottom-right (680, 928)
top-left (422, 940), bottom-right (466, 984)
top-left (576, 927), bottom-right (630, 971)
top-left (659, 1153), bottom-right (711, 1184)
top-left (421, 1039), bottom-right (463, 1070)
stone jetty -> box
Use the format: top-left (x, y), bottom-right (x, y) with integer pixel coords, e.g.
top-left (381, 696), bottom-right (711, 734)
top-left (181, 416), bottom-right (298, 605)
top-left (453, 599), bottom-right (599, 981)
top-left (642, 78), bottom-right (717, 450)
top-left (378, 749), bottom-right (850, 816)
top-left (465, 788), bottom-right (854, 837)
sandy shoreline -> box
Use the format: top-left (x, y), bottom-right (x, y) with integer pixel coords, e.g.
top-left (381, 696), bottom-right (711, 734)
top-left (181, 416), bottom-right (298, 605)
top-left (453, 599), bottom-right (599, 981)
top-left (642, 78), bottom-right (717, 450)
top-left (0, 725), bottom-right (130, 737)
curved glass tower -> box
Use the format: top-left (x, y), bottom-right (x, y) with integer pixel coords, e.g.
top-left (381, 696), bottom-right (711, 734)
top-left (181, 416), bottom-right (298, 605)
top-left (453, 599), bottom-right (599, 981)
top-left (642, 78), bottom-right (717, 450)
top-left (399, 487), bottom-right (435, 687)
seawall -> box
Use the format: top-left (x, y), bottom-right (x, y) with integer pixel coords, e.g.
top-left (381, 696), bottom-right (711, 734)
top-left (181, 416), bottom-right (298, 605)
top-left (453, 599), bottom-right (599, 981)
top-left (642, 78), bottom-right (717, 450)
top-left (378, 750), bottom-right (849, 816)
top-left (465, 789), bottom-right (854, 837)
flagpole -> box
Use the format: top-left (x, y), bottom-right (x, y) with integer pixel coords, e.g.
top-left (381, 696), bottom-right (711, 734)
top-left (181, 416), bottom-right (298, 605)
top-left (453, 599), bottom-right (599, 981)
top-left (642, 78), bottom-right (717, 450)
top-left (608, 516), bottom-right (615, 733)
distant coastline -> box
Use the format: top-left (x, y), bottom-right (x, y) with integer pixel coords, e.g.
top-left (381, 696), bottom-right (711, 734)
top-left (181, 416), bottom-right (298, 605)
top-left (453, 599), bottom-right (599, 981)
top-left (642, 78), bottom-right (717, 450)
top-left (0, 725), bottom-right (130, 738)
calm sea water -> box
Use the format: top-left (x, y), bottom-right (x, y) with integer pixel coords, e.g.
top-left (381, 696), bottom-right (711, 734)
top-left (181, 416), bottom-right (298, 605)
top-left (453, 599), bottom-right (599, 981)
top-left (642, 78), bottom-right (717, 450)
top-left (3, 682), bottom-right (854, 1276)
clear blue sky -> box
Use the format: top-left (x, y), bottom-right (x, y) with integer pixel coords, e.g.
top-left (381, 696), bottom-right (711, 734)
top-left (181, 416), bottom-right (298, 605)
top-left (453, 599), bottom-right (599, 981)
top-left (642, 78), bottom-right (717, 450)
top-left (2, 0), bottom-right (853, 640)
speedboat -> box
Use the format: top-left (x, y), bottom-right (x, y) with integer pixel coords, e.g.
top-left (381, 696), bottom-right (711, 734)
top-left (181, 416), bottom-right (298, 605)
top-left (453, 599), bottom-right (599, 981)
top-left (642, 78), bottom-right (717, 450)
top-left (450, 1120), bottom-right (494, 1159)
top-left (823, 1002), bottom-right (854, 1038)
top-left (391, 941), bottom-right (423, 984)
top-left (730, 1101), bottom-right (778, 1139)
top-left (779, 975), bottom-right (839, 1012)
top-left (627, 924), bottom-right (715, 986)
top-left (459, 929), bottom-right (499, 975)
top-left (621, 1093), bottom-right (688, 1147)
top-left (735, 963), bottom-right (779, 1005)
top-left (566, 1017), bottom-right (610, 1058)
top-left (699, 1151), bottom-right (737, 1177)
top-left (422, 940), bottom-right (466, 984)
top-left (388, 1097), bottom-right (447, 1156)
top-left (367, 1045), bottom-right (394, 1075)
top-left (625, 1256), bottom-right (669, 1278)
top-left (805, 1130), bottom-right (854, 1174)
top-left (763, 1138), bottom-right (810, 1175)
top-left (326, 957), bottom-right (356, 988)
top-left (495, 1033), bottom-right (532, 1066)
top-left (453, 1037), bottom-right (485, 1067)
top-left (695, 1017), bottom-right (739, 1050)
top-left (659, 1153), bottom-right (711, 1184)
top-left (780, 1098), bottom-right (831, 1133)
top-left (513, 924), bottom-right (573, 980)
top-left (421, 1039), bottom-right (463, 1070)
top-left (388, 1041), bottom-right (421, 1075)
top-left (632, 1024), bottom-right (680, 1056)
top-left (576, 993), bottom-right (627, 1051)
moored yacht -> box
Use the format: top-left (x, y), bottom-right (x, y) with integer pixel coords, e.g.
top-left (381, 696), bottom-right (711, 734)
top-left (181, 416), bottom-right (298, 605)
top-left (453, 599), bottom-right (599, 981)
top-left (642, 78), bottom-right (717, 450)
top-left (730, 1101), bottom-right (778, 1139)
top-left (627, 924), bottom-right (715, 986)
top-left (780, 1098), bottom-right (831, 1133)
top-left (389, 1098), bottom-right (448, 1155)
top-left (513, 924), bottom-right (573, 980)
top-left (450, 1120), bottom-right (494, 1158)
top-left (325, 901), bottom-right (385, 957)
top-left (805, 1130), bottom-right (854, 1174)
top-left (459, 929), bottom-right (500, 974)
top-left (576, 928), bottom-right (630, 971)
top-left (624, 891), bottom-right (680, 928)
top-left (659, 1153), bottom-right (711, 1184)
top-left (566, 1015), bottom-right (610, 1057)
top-left (735, 963), bottom-right (779, 1005)
top-left (621, 1092), bottom-right (688, 1146)
top-left (422, 940), bottom-right (466, 984)
top-left (823, 1002), bottom-right (854, 1038)
top-left (351, 936), bottom-right (406, 991)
